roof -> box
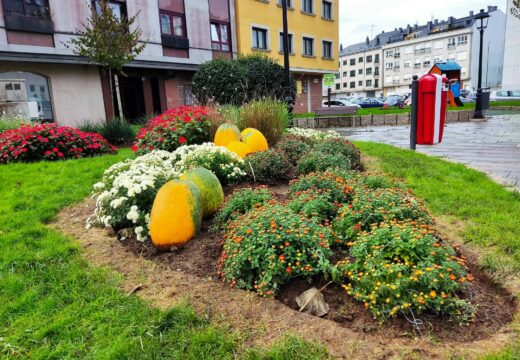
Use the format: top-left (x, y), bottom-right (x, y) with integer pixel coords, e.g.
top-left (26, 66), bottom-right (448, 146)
top-left (433, 62), bottom-right (462, 71)
top-left (340, 6), bottom-right (500, 57)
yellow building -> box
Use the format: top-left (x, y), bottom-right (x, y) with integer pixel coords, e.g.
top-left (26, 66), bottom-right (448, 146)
top-left (234, 0), bottom-right (339, 113)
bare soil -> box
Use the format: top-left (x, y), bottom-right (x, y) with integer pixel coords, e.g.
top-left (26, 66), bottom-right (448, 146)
top-left (51, 185), bottom-right (519, 359)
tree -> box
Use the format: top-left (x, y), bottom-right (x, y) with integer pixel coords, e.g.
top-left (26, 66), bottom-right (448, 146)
top-left (66, 0), bottom-right (146, 118)
top-left (192, 55), bottom-right (295, 106)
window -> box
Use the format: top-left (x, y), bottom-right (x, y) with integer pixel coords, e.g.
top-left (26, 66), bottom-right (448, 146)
top-left (366, 67), bottom-right (372, 75)
top-left (343, 82), bottom-right (348, 88)
top-left (423, 60), bottom-right (431, 67)
top-left (277, 0), bottom-right (293, 7)
top-left (366, 55), bottom-right (372, 63)
top-left (302, 0), bottom-right (313, 13)
top-left (343, 60), bottom-right (347, 66)
top-left (4, 0), bottom-right (50, 18)
top-left (434, 56), bottom-right (442, 63)
top-left (95, 0), bottom-right (125, 20)
top-left (358, 56), bottom-right (363, 63)
top-left (322, 40), bottom-right (332, 59)
top-left (457, 35), bottom-right (468, 45)
top-left (374, 67), bottom-right (379, 76)
top-left (322, 0), bottom-right (332, 19)
top-left (335, 73), bottom-right (340, 79)
top-left (366, 80), bottom-right (372, 87)
top-left (448, 37), bottom-right (456, 48)
top-left (160, 11), bottom-right (185, 37)
top-left (303, 37), bottom-right (314, 56)
top-left (335, 83), bottom-right (340, 90)
top-left (252, 27), bottom-right (268, 50)
top-left (385, 62), bottom-right (393, 70)
top-left (404, 60), bottom-right (412, 68)
top-left (358, 80), bottom-right (362, 86)
top-left (211, 22), bottom-right (231, 51)
top-left (394, 50), bottom-right (400, 58)
top-left (350, 70), bottom-right (355, 77)
top-left (279, 32), bottom-right (294, 53)
top-left (358, 69), bottom-right (362, 75)
top-left (385, 50), bottom-right (393, 58)
top-left (350, 81), bottom-right (355, 88)
top-left (350, 58), bottom-right (355, 65)
top-left (374, 54), bottom-right (379, 63)
top-left (374, 79), bottom-right (379, 88)
top-left (342, 71), bottom-right (347, 77)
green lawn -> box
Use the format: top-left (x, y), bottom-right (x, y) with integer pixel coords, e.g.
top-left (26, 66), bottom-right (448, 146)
top-left (490, 100), bottom-right (520, 107)
top-left (0, 150), bottom-right (327, 359)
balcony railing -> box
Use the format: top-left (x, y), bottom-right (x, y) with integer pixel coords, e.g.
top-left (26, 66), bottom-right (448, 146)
top-left (414, 48), bottom-right (432, 55)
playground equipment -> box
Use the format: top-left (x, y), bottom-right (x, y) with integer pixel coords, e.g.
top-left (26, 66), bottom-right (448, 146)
top-left (429, 62), bottom-right (464, 107)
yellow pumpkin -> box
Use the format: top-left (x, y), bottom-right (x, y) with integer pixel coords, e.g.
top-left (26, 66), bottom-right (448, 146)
top-left (214, 123), bottom-right (241, 147)
top-left (180, 167), bottom-right (224, 218)
top-left (241, 128), bottom-right (268, 153)
top-left (225, 141), bottom-right (252, 159)
top-left (149, 180), bottom-right (202, 250)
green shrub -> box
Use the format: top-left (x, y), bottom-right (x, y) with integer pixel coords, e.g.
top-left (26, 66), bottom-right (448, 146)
top-left (212, 187), bottom-right (272, 232)
top-left (78, 120), bottom-right (101, 134)
top-left (238, 99), bottom-right (289, 145)
top-left (312, 138), bottom-right (361, 170)
top-left (287, 189), bottom-right (339, 223)
top-left (245, 149), bottom-right (292, 184)
top-left (289, 171), bottom-right (355, 204)
top-left (296, 152), bottom-right (352, 175)
top-left (218, 204), bottom-right (332, 297)
top-left (354, 172), bottom-right (406, 190)
top-left (192, 58), bottom-right (248, 105)
top-left (100, 118), bottom-right (136, 146)
top-left (275, 135), bottom-right (311, 165)
top-left (333, 187), bottom-right (432, 245)
top-left (332, 222), bottom-right (476, 322)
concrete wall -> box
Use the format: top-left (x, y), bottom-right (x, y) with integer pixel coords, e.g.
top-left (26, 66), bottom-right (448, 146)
top-left (0, 63), bottom-right (106, 126)
top-left (470, 9), bottom-right (506, 90)
top-left (503, 0), bottom-right (520, 90)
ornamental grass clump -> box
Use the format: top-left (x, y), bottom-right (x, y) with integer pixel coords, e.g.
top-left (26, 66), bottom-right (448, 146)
top-left (333, 187), bottom-right (432, 246)
top-left (332, 221), bottom-right (476, 322)
top-left (218, 204), bottom-right (333, 297)
top-left (237, 99), bottom-right (289, 145)
top-left (211, 186), bottom-right (272, 232)
top-left (0, 123), bottom-right (116, 163)
top-left (132, 106), bottom-right (211, 155)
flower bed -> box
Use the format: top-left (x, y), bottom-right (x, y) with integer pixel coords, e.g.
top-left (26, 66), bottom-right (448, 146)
top-left (0, 123), bottom-right (116, 163)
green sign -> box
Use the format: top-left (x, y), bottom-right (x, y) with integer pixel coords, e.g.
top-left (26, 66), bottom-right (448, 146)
top-left (323, 73), bottom-right (335, 87)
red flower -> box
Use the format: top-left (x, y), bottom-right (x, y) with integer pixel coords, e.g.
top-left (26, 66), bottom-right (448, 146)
top-left (179, 136), bottom-right (186, 144)
top-left (183, 116), bottom-right (191, 123)
top-left (57, 152), bottom-right (64, 157)
top-left (52, 147), bottom-right (59, 153)
top-left (44, 150), bottom-right (52, 156)
top-left (131, 145), bottom-right (138, 152)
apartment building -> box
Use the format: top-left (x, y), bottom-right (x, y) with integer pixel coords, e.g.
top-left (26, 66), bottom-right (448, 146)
top-left (0, 0), bottom-right (237, 126)
top-left (334, 6), bottom-right (505, 98)
top-left (234, 0), bottom-right (339, 113)
top-left (503, 0), bottom-right (520, 90)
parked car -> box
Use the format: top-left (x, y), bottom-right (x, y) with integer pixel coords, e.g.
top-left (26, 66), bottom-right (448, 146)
top-left (322, 100), bottom-right (361, 108)
top-left (490, 90), bottom-right (520, 101)
top-left (384, 95), bottom-right (406, 108)
top-left (357, 98), bottom-right (385, 108)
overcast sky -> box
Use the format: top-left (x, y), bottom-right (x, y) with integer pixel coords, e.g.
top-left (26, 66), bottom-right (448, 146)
top-left (339, 0), bottom-right (507, 46)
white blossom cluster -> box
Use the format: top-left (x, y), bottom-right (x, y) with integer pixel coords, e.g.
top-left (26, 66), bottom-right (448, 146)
top-left (286, 127), bottom-right (341, 140)
top-left (89, 144), bottom-right (246, 242)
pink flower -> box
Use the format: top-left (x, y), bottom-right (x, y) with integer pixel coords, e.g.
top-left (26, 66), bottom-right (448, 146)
top-left (179, 136), bottom-right (186, 144)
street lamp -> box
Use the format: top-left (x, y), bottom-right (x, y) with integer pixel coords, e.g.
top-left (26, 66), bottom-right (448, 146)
top-left (281, 0), bottom-right (294, 114)
top-left (474, 9), bottom-right (490, 119)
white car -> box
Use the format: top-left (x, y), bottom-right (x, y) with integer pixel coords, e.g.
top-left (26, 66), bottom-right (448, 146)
top-left (490, 90), bottom-right (520, 101)
top-left (322, 100), bottom-right (361, 108)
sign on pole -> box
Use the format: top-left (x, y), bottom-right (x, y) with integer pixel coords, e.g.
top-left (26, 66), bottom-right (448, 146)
top-left (323, 74), bottom-right (335, 87)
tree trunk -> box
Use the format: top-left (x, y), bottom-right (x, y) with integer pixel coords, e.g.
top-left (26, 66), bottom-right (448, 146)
top-left (108, 68), bottom-right (115, 121)
top-left (114, 74), bottom-right (123, 119)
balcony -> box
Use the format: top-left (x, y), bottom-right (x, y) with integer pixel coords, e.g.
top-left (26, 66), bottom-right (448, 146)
top-left (394, 53), bottom-right (401, 58)
top-left (4, 14), bottom-right (53, 34)
top-left (161, 35), bottom-right (190, 49)
top-left (414, 48), bottom-right (432, 55)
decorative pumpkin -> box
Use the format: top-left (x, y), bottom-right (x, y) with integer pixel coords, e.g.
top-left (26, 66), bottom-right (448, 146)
top-left (225, 141), bottom-right (252, 159)
top-left (149, 180), bottom-right (202, 250)
top-left (241, 128), bottom-right (268, 153)
top-left (180, 167), bottom-right (224, 217)
top-left (214, 123), bottom-right (241, 147)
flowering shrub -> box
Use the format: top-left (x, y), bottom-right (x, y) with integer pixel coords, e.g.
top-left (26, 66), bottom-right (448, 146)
top-left (274, 135), bottom-right (311, 165)
top-left (245, 149), bottom-right (292, 184)
top-left (132, 106), bottom-right (211, 155)
top-left (289, 171), bottom-right (356, 204)
top-left (286, 128), bottom-right (341, 141)
top-left (296, 152), bottom-right (354, 175)
top-left (287, 189), bottom-right (340, 224)
top-left (174, 143), bottom-right (246, 185)
top-left (332, 222), bottom-right (476, 322)
top-left (333, 187), bottom-right (432, 245)
top-left (91, 150), bottom-right (181, 242)
top-left (0, 123), bottom-right (116, 163)
top-left (218, 204), bottom-right (333, 297)
top-left (211, 187), bottom-right (272, 231)
top-left (312, 138), bottom-right (361, 170)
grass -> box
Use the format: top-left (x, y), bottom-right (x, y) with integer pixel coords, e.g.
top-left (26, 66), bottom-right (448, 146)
top-left (0, 150), bottom-right (327, 359)
top-left (490, 100), bottom-right (520, 107)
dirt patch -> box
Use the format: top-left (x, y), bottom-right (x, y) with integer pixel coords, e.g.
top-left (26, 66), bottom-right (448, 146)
top-left (51, 195), bottom-right (519, 359)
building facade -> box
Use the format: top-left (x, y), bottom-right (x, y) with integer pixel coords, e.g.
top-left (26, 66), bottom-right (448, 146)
top-left (234, 0), bottom-right (339, 113)
top-left (334, 6), bottom-right (505, 98)
top-left (0, 0), bottom-right (237, 126)
top-left (503, 0), bottom-right (520, 90)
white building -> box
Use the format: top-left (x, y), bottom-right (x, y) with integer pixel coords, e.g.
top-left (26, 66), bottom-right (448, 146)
top-left (335, 6), bottom-right (505, 98)
top-left (503, 0), bottom-right (520, 90)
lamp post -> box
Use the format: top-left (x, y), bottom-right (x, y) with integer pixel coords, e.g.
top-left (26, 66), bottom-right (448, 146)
top-left (281, 0), bottom-right (294, 114)
top-left (473, 9), bottom-right (490, 119)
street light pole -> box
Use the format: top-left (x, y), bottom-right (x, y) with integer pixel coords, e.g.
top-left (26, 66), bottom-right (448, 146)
top-left (474, 9), bottom-right (490, 119)
top-left (282, 0), bottom-right (294, 114)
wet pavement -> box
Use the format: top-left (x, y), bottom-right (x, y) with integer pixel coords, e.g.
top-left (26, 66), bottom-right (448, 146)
top-left (336, 114), bottom-right (520, 191)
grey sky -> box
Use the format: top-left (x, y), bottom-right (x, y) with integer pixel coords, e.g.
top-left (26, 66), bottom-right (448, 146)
top-left (339, 0), bottom-right (507, 46)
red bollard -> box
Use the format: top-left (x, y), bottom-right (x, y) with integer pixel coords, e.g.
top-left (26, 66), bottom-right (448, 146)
top-left (416, 74), bottom-right (449, 145)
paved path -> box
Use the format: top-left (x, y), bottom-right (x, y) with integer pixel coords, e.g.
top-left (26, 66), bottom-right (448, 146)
top-left (335, 114), bottom-right (520, 191)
